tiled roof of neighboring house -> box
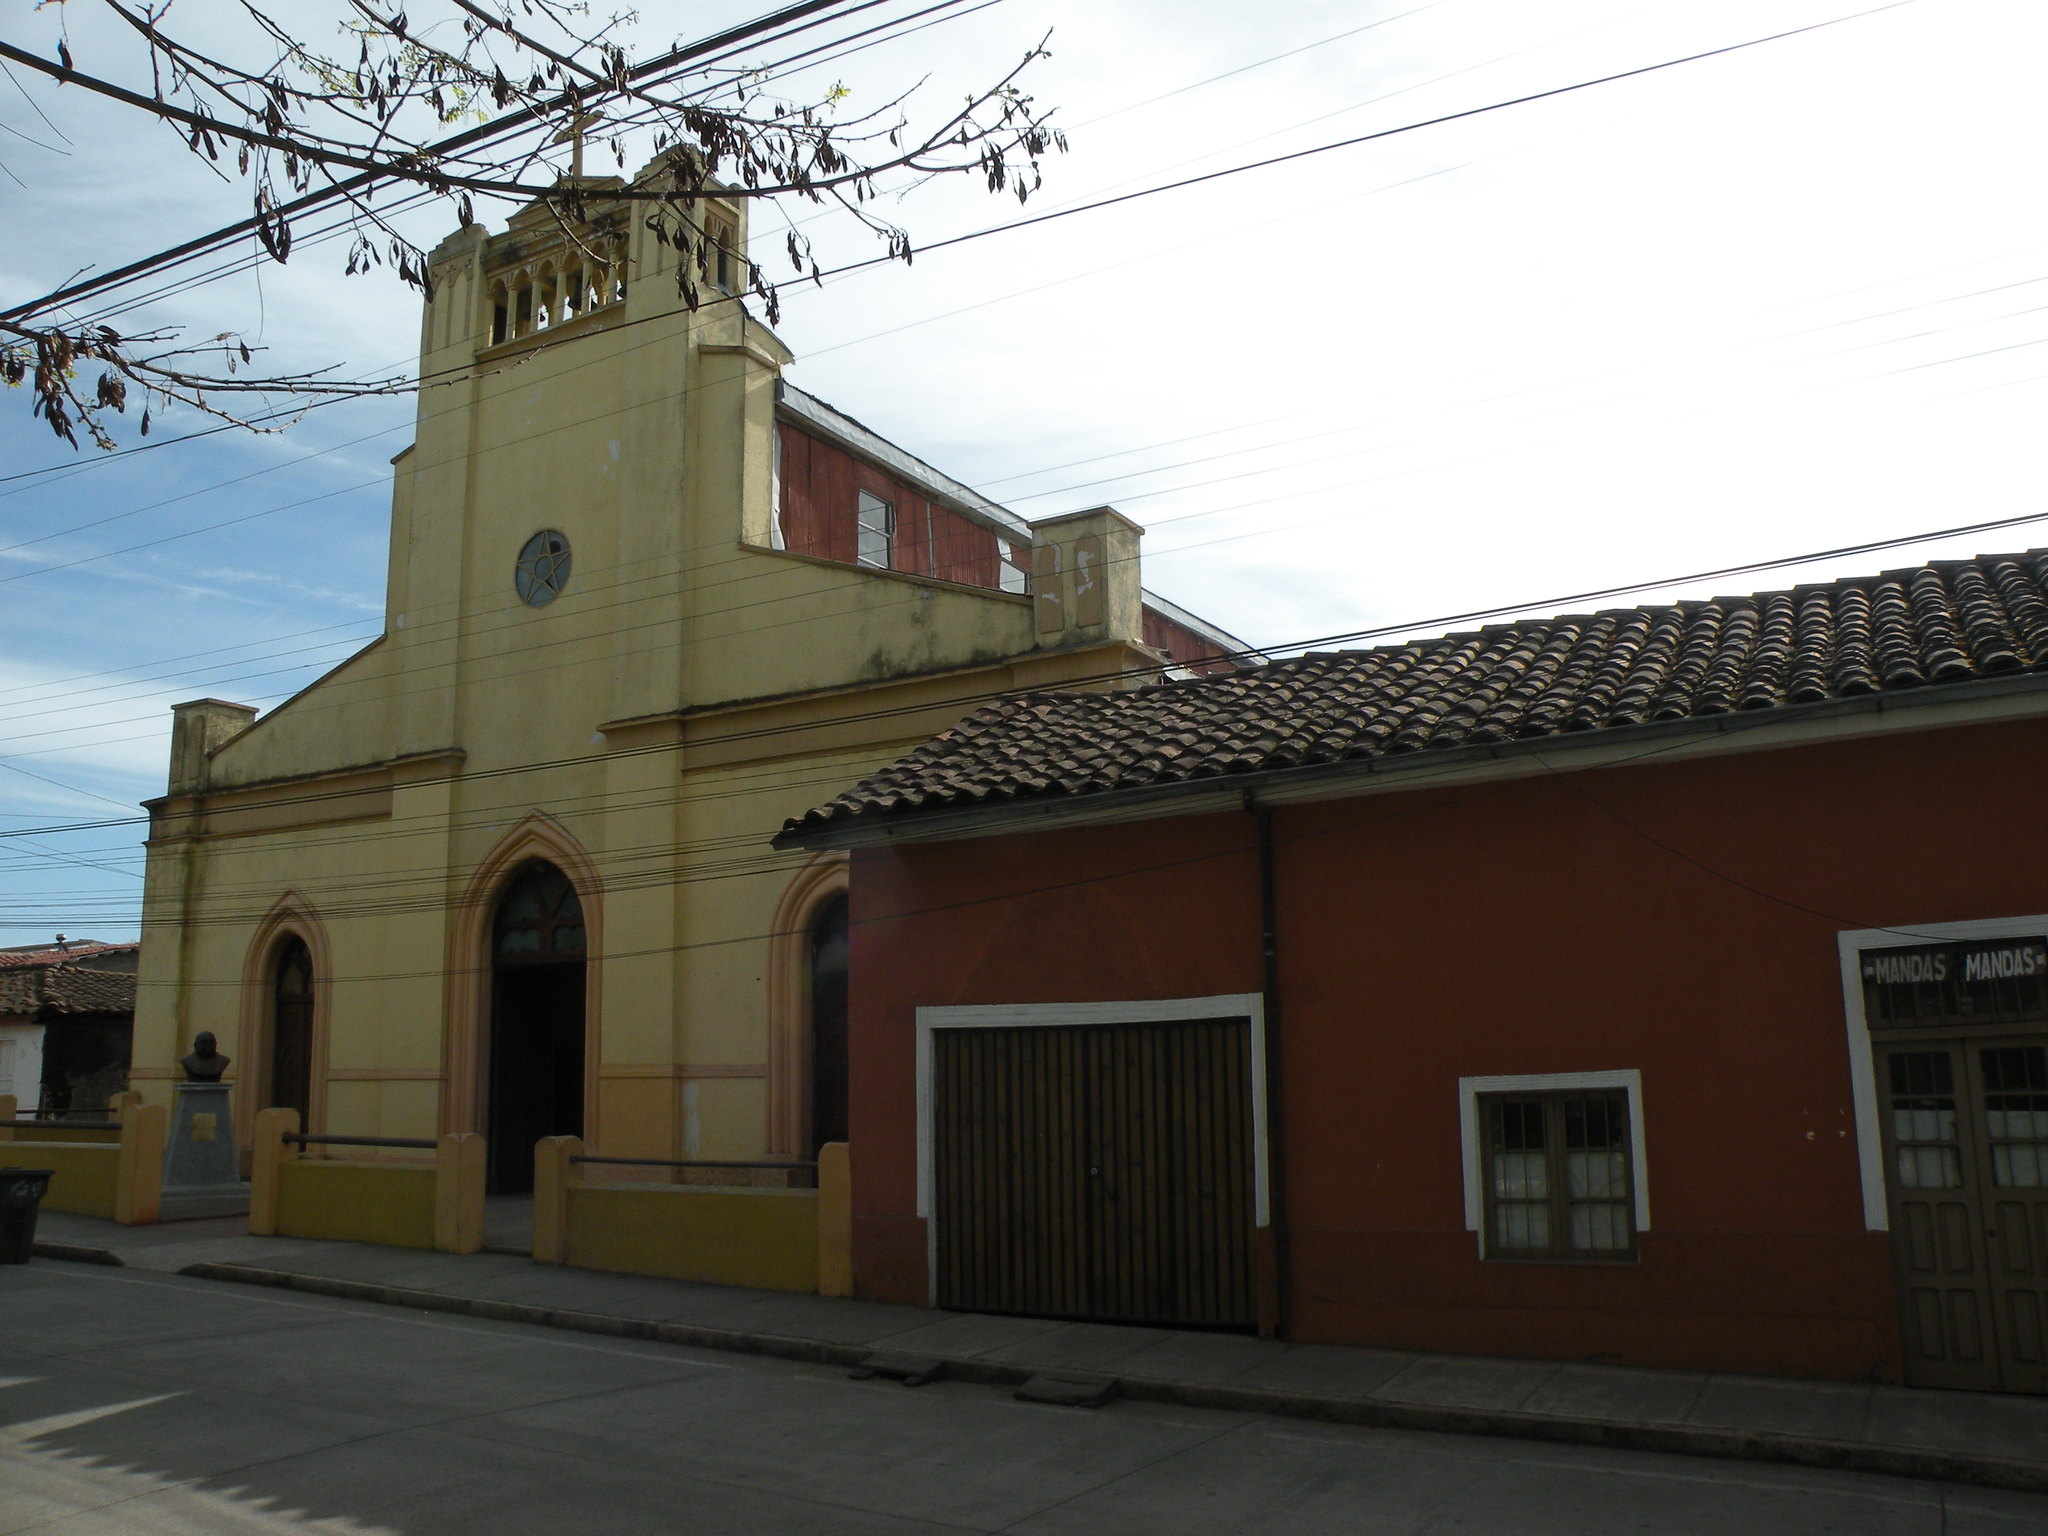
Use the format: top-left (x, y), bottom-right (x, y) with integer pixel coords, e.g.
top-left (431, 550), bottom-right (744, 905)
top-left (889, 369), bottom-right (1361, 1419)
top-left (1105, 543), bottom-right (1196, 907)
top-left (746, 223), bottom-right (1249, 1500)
top-left (0, 963), bottom-right (137, 1017)
top-left (782, 550), bottom-right (2048, 840)
top-left (0, 941), bottom-right (137, 970)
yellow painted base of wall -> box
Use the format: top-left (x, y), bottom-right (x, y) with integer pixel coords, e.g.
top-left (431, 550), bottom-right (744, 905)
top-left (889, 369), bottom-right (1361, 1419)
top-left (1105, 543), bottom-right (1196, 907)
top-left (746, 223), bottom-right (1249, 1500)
top-left (567, 1183), bottom-right (819, 1292)
top-left (0, 1143), bottom-right (117, 1219)
top-left (276, 1160), bottom-right (437, 1249)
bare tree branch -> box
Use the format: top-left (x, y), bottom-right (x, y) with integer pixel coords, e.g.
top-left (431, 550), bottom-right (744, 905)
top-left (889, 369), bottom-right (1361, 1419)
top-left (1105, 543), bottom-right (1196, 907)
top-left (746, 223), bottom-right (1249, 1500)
top-left (2, 0), bottom-right (1066, 448)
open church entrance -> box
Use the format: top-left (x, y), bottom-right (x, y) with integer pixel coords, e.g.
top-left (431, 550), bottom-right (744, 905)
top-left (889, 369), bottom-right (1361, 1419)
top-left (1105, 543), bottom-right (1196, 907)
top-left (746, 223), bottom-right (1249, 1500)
top-left (269, 935), bottom-right (314, 1123)
top-left (809, 893), bottom-right (849, 1156)
top-left (488, 861), bottom-right (587, 1193)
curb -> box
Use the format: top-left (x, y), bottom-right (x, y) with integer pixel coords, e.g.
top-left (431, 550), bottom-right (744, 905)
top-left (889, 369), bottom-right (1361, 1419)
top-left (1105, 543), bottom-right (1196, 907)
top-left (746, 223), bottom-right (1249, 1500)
top-left (32, 1240), bottom-right (123, 1266)
top-left (176, 1260), bottom-right (2048, 1496)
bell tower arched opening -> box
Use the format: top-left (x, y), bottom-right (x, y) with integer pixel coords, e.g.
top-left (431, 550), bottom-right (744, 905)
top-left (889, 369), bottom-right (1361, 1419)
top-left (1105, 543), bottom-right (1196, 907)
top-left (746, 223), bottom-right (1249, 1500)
top-left (488, 860), bottom-right (587, 1192)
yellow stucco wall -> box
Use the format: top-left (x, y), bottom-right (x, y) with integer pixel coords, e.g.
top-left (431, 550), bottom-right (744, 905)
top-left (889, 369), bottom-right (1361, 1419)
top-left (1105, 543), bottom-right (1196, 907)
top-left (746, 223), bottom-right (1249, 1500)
top-left (129, 166), bottom-right (1170, 1184)
top-left (275, 1160), bottom-right (437, 1249)
top-left (0, 1143), bottom-right (118, 1219)
top-left (566, 1182), bottom-right (819, 1291)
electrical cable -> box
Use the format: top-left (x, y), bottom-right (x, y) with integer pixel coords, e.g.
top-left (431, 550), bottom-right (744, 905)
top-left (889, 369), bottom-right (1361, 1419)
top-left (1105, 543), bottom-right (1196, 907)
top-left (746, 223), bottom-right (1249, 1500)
top-left (19, 705), bottom-right (1955, 977)
top-left (34, 0), bottom-right (997, 344)
top-left (14, 274), bottom-right (2048, 761)
top-left (8, 500), bottom-right (2048, 870)
top-left (0, 0), bottom-right (1944, 572)
top-left (8, 0), bottom-right (1913, 395)
top-left (15, 259), bottom-right (2048, 753)
top-left (0, 1), bottom-right (2010, 927)
top-left (0, 0), bottom-right (909, 324)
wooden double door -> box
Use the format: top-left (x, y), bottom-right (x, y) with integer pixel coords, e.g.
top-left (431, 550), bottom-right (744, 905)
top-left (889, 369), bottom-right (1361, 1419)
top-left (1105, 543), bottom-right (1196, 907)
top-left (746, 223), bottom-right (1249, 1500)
top-left (1876, 1033), bottom-right (2048, 1393)
top-left (931, 1018), bottom-right (1257, 1329)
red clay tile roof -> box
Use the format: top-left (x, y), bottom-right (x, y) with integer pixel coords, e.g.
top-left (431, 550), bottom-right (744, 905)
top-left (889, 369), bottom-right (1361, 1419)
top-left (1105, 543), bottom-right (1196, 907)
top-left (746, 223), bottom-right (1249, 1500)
top-left (0, 941), bottom-right (137, 970)
top-left (782, 550), bottom-right (2048, 839)
top-left (0, 962), bottom-right (135, 1017)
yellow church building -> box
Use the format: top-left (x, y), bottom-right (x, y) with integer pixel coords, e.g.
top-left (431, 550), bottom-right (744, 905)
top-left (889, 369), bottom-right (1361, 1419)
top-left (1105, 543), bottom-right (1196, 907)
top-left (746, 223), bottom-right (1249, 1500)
top-left (131, 167), bottom-right (1245, 1193)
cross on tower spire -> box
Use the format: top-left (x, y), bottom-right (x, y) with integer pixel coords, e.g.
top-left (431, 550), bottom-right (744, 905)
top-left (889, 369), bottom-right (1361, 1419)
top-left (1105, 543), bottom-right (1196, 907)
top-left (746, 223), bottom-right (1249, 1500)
top-left (553, 111), bottom-right (603, 180)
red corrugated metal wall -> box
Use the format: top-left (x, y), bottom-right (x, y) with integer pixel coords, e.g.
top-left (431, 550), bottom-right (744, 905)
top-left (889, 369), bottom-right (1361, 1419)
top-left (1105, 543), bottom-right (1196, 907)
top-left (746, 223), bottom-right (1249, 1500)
top-left (1143, 608), bottom-right (1238, 674)
top-left (778, 422), bottom-right (1008, 588)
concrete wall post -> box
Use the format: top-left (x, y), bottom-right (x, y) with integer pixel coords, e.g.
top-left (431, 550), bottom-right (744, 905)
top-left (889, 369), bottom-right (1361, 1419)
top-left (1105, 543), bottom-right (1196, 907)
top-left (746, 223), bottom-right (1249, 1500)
top-left (817, 1140), bottom-right (852, 1297)
top-left (248, 1106), bottom-right (298, 1235)
top-left (109, 1090), bottom-right (140, 1125)
top-left (1030, 507), bottom-right (1145, 653)
top-left (113, 1101), bottom-right (165, 1225)
top-left (434, 1131), bottom-right (486, 1253)
top-left (533, 1135), bottom-right (581, 1265)
top-left (166, 699), bottom-right (258, 796)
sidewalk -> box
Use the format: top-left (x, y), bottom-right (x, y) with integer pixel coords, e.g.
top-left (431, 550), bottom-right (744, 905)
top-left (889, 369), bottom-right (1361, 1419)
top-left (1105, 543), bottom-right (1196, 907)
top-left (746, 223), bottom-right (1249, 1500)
top-left (28, 1210), bottom-right (2048, 1495)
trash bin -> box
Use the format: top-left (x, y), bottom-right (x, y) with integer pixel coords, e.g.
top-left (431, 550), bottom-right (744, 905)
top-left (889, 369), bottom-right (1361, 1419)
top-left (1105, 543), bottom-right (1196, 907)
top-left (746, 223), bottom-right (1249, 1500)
top-left (0, 1169), bottom-right (55, 1263)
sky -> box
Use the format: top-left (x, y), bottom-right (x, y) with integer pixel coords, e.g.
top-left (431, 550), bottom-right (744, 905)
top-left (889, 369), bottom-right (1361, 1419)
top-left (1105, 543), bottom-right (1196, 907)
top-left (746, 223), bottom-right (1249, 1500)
top-left (3, 0), bottom-right (2046, 943)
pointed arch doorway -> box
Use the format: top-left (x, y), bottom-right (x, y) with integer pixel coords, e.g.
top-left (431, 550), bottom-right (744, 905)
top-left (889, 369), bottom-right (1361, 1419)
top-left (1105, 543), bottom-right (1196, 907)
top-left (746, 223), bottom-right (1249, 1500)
top-left (488, 861), bottom-right (587, 1193)
top-left (808, 892), bottom-right (849, 1155)
top-left (269, 936), bottom-right (315, 1123)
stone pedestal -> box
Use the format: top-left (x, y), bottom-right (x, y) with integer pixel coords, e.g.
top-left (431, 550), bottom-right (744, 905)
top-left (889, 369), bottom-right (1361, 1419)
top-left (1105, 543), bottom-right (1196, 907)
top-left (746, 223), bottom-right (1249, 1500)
top-left (161, 1082), bottom-right (250, 1219)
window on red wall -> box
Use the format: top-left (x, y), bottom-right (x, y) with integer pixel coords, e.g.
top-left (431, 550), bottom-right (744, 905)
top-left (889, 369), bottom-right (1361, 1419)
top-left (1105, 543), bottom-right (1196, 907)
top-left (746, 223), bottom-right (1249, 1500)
top-left (1480, 1090), bottom-right (1636, 1261)
top-left (857, 491), bottom-right (894, 569)
top-left (998, 538), bottom-right (1028, 593)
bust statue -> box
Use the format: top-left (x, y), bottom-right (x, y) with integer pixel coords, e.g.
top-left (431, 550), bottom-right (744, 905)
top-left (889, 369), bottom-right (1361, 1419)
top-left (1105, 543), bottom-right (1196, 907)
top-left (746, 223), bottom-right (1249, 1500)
top-left (180, 1031), bottom-right (229, 1083)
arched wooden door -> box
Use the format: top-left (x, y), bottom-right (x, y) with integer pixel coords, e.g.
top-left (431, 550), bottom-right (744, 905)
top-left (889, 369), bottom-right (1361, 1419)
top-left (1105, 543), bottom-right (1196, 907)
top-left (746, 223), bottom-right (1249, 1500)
top-left (488, 861), bottom-right (587, 1193)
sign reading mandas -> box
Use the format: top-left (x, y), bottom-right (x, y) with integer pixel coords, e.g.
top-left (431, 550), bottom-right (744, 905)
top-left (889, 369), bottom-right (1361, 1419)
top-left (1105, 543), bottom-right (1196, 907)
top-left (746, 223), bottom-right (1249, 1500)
top-left (1861, 937), bottom-right (2048, 1029)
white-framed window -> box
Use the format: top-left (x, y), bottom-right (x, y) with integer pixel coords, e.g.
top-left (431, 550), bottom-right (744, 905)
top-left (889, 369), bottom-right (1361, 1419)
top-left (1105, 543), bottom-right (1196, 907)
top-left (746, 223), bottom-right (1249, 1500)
top-left (857, 491), bottom-right (893, 569)
top-left (769, 427), bottom-right (786, 550)
top-left (997, 537), bottom-right (1028, 594)
top-left (1458, 1069), bottom-right (1648, 1261)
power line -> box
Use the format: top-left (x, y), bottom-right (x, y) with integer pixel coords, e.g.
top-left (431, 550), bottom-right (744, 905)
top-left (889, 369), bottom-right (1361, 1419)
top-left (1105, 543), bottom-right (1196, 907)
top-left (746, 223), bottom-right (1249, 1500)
top-left (0, 0), bottom-right (1939, 570)
top-left (13, 280), bottom-right (2047, 750)
top-left (11, 287), bottom-right (2048, 750)
top-left (33, 0), bottom-right (995, 345)
top-left (0, 0), bottom-right (1554, 495)
top-left (8, 0), bottom-right (1914, 410)
top-left (0, 0), bottom-right (898, 325)
top-left (7, 502), bottom-right (2046, 864)
top-left (25, 708), bottom-right (1949, 982)
top-left (14, 225), bottom-right (2042, 718)
top-left (0, 3), bottom-right (1990, 937)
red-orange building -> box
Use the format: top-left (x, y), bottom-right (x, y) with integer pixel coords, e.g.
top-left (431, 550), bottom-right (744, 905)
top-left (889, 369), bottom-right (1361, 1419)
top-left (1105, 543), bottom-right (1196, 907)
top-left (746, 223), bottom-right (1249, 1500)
top-left (777, 552), bottom-right (2048, 1395)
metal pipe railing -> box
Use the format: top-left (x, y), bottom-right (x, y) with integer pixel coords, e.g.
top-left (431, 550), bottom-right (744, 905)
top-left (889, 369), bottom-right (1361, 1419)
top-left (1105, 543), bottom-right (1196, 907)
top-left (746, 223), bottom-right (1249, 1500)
top-left (568, 1156), bottom-right (816, 1170)
top-left (284, 1133), bottom-right (436, 1150)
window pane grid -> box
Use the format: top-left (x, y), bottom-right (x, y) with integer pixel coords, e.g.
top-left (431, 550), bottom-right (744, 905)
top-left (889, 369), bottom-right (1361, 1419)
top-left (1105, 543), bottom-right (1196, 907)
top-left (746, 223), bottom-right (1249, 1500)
top-left (1888, 1050), bottom-right (1965, 1189)
top-left (1982, 1045), bottom-right (2048, 1188)
top-left (856, 491), bottom-right (893, 569)
top-left (1481, 1091), bottom-right (1635, 1261)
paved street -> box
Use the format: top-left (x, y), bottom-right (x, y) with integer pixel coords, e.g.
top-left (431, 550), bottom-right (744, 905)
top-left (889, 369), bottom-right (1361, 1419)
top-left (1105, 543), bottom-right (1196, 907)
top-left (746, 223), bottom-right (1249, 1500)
top-left (1, 1260), bottom-right (2044, 1535)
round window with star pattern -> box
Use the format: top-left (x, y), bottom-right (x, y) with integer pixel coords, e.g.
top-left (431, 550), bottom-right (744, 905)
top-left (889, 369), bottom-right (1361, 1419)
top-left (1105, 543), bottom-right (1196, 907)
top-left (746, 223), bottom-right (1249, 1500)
top-left (514, 529), bottom-right (572, 606)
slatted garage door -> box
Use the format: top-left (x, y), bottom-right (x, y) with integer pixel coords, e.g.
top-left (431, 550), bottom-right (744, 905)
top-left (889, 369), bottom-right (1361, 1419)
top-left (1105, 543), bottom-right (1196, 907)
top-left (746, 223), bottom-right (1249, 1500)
top-left (931, 1017), bottom-right (1256, 1329)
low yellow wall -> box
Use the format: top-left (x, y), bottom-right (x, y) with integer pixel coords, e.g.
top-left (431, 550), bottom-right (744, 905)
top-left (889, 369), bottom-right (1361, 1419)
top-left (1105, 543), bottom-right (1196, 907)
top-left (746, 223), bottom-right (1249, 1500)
top-left (566, 1183), bottom-right (820, 1292)
top-left (276, 1160), bottom-right (437, 1250)
top-left (0, 1142), bottom-right (118, 1219)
